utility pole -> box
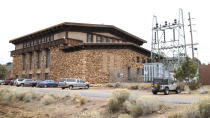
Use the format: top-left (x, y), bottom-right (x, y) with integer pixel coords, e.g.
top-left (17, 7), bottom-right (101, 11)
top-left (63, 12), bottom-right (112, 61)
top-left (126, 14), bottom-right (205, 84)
top-left (188, 12), bottom-right (194, 61)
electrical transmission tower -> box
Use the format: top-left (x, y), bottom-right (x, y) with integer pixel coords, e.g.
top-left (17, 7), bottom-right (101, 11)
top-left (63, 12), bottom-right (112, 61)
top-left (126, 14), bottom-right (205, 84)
top-left (151, 9), bottom-right (187, 72)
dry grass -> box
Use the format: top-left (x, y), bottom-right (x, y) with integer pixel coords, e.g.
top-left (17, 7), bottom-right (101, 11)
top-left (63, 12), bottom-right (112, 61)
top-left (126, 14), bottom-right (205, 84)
top-left (70, 92), bottom-right (87, 105)
top-left (106, 88), bottom-right (165, 118)
top-left (168, 97), bottom-right (210, 118)
top-left (199, 96), bottom-right (210, 118)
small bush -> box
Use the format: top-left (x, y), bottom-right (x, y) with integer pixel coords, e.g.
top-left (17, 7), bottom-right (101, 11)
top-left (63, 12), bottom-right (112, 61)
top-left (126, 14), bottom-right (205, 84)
top-left (199, 97), bottom-right (210, 118)
top-left (114, 82), bottom-right (121, 88)
top-left (106, 83), bottom-right (114, 88)
top-left (168, 112), bottom-right (183, 118)
top-left (138, 83), bottom-right (151, 90)
top-left (129, 85), bottom-right (139, 90)
top-left (136, 96), bottom-right (162, 114)
top-left (123, 101), bottom-right (142, 118)
top-left (107, 98), bottom-right (120, 113)
top-left (177, 82), bottom-right (185, 91)
top-left (41, 94), bottom-right (56, 105)
top-left (188, 80), bottom-right (200, 90)
top-left (70, 92), bottom-right (87, 105)
top-left (118, 114), bottom-right (132, 118)
top-left (183, 104), bottom-right (200, 118)
top-left (112, 89), bottom-right (129, 104)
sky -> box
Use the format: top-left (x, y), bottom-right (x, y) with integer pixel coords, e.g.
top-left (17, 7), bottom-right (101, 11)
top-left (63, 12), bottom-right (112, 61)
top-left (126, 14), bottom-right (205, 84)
top-left (0, 0), bottom-right (209, 64)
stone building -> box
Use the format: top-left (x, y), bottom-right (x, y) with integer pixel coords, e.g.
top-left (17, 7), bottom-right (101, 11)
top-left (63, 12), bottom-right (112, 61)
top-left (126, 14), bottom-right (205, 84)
top-left (10, 22), bottom-right (150, 83)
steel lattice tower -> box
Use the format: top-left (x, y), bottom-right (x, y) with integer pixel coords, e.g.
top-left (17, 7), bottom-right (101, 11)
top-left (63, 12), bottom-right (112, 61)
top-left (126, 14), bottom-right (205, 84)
top-left (151, 9), bottom-right (187, 72)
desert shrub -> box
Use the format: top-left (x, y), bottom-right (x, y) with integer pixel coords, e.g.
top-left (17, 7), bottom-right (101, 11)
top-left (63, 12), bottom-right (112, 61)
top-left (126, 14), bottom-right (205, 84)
top-left (107, 98), bottom-right (120, 113)
top-left (123, 101), bottom-right (142, 118)
top-left (129, 85), bottom-right (139, 90)
top-left (23, 90), bottom-right (37, 102)
top-left (106, 83), bottom-right (114, 88)
top-left (118, 114), bottom-right (132, 118)
top-left (138, 83), bottom-right (151, 90)
top-left (136, 96), bottom-right (162, 114)
top-left (111, 89), bottom-right (129, 104)
top-left (70, 92), bottom-right (87, 105)
top-left (168, 112), bottom-right (183, 118)
top-left (41, 94), bottom-right (56, 105)
top-left (199, 97), bottom-right (210, 118)
top-left (188, 80), bottom-right (200, 90)
top-left (182, 104), bottom-right (200, 118)
top-left (114, 82), bottom-right (121, 88)
top-left (177, 82), bottom-right (185, 91)
top-left (0, 88), bottom-right (69, 106)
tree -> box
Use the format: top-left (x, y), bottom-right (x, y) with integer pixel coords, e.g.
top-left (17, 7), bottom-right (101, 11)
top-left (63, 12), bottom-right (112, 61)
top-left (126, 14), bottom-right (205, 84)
top-left (0, 64), bottom-right (8, 79)
top-left (174, 56), bottom-right (198, 81)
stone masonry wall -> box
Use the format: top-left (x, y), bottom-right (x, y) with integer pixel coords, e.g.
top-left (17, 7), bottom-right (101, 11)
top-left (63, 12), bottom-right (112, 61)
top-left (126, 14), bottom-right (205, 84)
top-left (50, 48), bottom-right (148, 84)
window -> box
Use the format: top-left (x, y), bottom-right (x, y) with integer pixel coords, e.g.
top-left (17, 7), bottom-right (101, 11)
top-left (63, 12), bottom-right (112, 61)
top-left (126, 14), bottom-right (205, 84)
top-left (23, 43), bottom-right (27, 48)
top-left (30, 41), bottom-right (34, 46)
top-left (142, 58), bottom-right (145, 63)
top-left (29, 53), bottom-right (34, 70)
top-left (103, 37), bottom-right (107, 43)
top-left (46, 49), bottom-right (50, 68)
top-left (96, 36), bottom-right (102, 42)
top-left (50, 35), bottom-right (54, 41)
top-left (142, 68), bottom-right (144, 75)
top-left (38, 39), bottom-right (41, 44)
top-left (42, 37), bottom-right (46, 43)
top-left (87, 34), bottom-right (93, 42)
top-left (136, 57), bottom-right (140, 63)
top-left (67, 79), bottom-right (76, 82)
top-left (27, 42), bottom-right (30, 47)
top-left (34, 40), bottom-right (37, 45)
top-left (29, 74), bottom-right (32, 79)
top-left (46, 37), bottom-right (50, 42)
top-left (36, 73), bottom-right (40, 80)
top-left (45, 73), bottom-right (48, 80)
top-left (37, 51), bottom-right (42, 69)
top-left (22, 54), bottom-right (26, 70)
top-left (137, 68), bottom-right (140, 75)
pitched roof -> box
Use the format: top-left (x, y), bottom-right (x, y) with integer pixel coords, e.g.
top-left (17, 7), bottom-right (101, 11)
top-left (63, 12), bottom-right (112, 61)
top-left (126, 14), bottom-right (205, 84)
top-left (9, 22), bottom-right (147, 45)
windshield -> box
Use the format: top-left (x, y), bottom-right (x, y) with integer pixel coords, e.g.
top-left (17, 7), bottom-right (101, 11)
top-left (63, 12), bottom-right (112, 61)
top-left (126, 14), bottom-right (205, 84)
top-left (153, 79), bottom-right (168, 85)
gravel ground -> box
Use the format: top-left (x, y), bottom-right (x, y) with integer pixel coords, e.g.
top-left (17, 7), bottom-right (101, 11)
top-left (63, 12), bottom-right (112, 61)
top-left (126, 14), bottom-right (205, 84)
top-left (0, 85), bottom-right (202, 104)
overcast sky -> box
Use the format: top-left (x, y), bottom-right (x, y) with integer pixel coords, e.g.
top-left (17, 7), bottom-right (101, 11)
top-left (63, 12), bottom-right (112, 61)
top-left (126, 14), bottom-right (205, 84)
top-left (0, 0), bottom-right (209, 64)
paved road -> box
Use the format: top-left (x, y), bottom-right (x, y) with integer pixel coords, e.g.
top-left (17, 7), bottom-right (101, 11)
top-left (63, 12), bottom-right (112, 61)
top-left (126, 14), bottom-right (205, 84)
top-left (1, 86), bottom-right (200, 104)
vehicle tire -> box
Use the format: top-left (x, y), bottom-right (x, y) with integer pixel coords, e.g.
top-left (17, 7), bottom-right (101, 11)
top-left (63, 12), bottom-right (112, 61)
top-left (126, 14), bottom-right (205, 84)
top-left (164, 88), bottom-right (169, 95)
top-left (21, 84), bottom-right (24, 87)
top-left (85, 85), bottom-right (89, 89)
top-left (152, 91), bottom-right (158, 95)
top-left (176, 87), bottom-right (181, 94)
top-left (69, 85), bottom-right (73, 90)
top-left (44, 85), bottom-right (48, 88)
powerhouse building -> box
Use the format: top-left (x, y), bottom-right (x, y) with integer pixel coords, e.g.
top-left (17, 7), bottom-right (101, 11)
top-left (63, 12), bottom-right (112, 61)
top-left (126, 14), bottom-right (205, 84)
top-left (10, 22), bottom-right (150, 83)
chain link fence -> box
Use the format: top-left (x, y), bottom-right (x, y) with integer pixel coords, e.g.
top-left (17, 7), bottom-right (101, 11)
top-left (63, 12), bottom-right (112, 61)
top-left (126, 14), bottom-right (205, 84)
top-left (109, 69), bottom-right (144, 83)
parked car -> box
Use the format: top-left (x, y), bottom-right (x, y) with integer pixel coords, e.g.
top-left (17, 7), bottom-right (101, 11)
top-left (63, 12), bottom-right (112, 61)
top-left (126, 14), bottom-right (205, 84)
top-left (58, 78), bottom-right (89, 90)
top-left (152, 78), bottom-right (181, 95)
top-left (14, 78), bottom-right (25, 86)
top-left (9, 79), bottom-right (16, 86)
top-left (29, 80), bottom-right (41, 87)
top-left (16, 79), bottom-right (33, 87)
top-left (3, 78), bottom-right (12, 85)
top-left (0, 80), bottom-right (4, 85)
top-left (37, 80), bottom-right (58, 88)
